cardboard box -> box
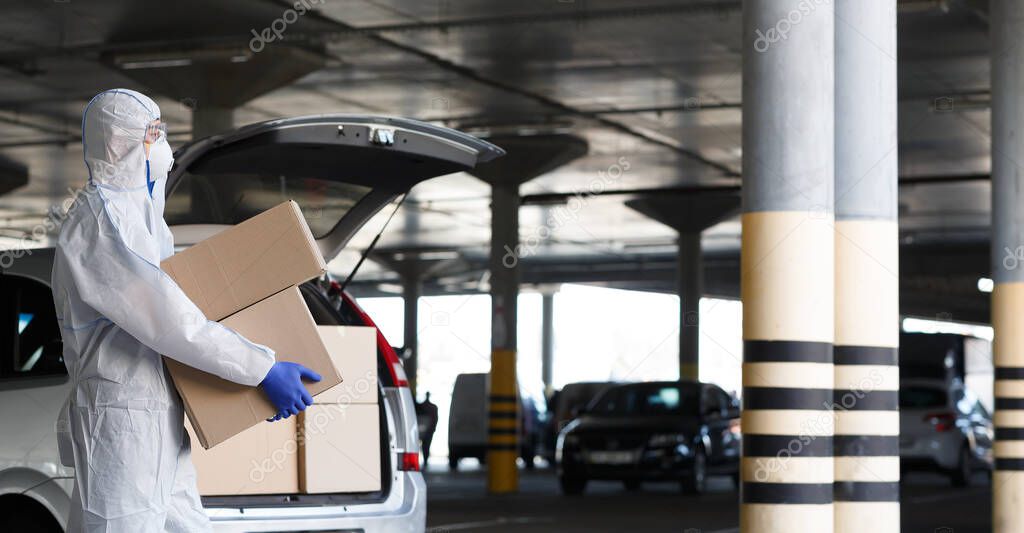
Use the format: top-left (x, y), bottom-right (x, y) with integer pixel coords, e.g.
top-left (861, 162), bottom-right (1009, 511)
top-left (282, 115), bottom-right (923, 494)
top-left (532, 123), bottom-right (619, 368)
top-left (299, 404), bottom-right (382, 493)
top-left (166, 287), bottom-right (343, 449)
top-left (161, 201), bottom-right (326, 321)
top-left (313, 326), bottom-right (378, 405)
top-left (187, 417), bottom-right (299, 496)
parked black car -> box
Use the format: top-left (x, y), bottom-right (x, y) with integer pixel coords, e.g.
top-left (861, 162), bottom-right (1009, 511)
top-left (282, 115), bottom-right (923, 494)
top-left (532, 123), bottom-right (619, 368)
top-left (556, 381), bottom-right (740, 495)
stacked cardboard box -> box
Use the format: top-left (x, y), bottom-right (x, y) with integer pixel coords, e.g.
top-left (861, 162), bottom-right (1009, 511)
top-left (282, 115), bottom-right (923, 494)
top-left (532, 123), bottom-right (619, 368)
top-left (186, 325), bottom-right (380, 495)
top-left (299, 326), bottom-right (381, 493)
top-left (160, 201), bottom-right (341, 450)
top-left (162, 200), bottom-right (383, 495)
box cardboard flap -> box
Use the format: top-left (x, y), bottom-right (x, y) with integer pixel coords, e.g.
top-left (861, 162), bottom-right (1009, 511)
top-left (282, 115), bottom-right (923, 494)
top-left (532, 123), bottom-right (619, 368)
top-left (161, 201), bottom-right (326, 321)
top-left (167, 286), bottom-right (342, 449)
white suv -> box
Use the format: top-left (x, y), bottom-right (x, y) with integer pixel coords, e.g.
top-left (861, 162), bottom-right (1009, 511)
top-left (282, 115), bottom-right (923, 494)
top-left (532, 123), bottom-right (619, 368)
top-left (0, 115), bottom-right (502, 531)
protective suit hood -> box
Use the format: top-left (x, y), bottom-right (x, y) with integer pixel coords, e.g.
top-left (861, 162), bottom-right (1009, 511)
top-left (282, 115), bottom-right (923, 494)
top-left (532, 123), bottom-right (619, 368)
top-left (83, 89), bottom-right (161, 190)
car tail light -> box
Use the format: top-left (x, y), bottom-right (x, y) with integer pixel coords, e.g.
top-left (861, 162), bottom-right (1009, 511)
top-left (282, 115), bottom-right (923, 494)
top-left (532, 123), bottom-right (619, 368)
top-left (923, 411), bottom-right (956, 432)
top-left (399, 452), bottom-right (421, 472)
top-left (339, 291), bottom-right (410, 388)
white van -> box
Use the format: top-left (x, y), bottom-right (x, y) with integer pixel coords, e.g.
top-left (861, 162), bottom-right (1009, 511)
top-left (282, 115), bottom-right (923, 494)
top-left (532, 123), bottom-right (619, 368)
top-left (447, 373), bottom-right (538, 470)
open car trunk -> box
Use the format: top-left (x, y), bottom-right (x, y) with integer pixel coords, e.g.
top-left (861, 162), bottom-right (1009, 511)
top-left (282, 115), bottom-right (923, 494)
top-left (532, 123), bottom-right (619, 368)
top-left (166, 114), bottom-right (504, 259)
top-left (164, 115), bottom-right (502, 506)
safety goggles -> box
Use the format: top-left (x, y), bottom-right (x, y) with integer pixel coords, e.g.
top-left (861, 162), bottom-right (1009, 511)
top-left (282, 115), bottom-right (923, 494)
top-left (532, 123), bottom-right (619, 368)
top-left (144, 120), bottom-right (167, 145)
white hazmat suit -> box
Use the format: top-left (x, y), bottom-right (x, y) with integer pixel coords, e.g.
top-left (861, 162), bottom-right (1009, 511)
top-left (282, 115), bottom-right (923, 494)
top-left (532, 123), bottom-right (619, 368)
top-left (52, 89), bottom-right (276, 532)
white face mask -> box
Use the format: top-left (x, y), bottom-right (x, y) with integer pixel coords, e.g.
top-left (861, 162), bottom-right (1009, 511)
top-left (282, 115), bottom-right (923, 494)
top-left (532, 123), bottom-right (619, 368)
top-left (147, 139), bottom-right (174, 186)
top-left (147, 139), bottom-right (174, 215)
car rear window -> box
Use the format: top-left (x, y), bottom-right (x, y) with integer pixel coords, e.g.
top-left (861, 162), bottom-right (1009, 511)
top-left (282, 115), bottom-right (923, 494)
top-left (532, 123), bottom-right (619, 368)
top-left (165, 172), bottom-right (372, 238)
top-left (900, 386), bottom-right (947, 408)
top-left (590, 384), bottom-right (699, 416)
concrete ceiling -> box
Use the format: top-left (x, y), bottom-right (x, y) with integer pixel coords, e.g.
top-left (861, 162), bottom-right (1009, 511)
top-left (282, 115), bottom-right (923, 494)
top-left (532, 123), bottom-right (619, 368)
top-left (0, 0), bottom-right (997, 322)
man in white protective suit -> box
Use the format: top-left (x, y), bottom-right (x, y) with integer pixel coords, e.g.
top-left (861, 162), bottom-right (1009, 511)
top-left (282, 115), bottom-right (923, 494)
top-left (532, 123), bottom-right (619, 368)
top-left (52, 89), bottom-right (321, 532)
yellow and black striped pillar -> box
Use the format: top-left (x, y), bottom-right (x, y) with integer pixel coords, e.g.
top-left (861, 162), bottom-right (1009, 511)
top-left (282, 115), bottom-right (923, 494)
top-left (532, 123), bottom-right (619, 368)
top-left (833, 2), bottom-right (900, 531)
top-left (487, 181), bottom-right (520, 493)
top-left (488, 349), bottom-right (519, 493)
top-left (741, 1), bottom-right (835, 531)
top-left (991, 1), bottom-right (1024, 528)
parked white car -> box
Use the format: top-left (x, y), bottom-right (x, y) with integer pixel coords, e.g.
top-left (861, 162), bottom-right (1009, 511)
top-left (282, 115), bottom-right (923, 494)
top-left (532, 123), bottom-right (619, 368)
top-left (0, 115), bottom-right (502, 531)
top-left (900, 378), bottom-right (994, 486)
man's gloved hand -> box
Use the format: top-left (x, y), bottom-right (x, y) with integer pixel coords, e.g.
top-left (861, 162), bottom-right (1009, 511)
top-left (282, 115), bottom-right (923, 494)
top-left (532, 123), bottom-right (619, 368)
top-left (260, 361), bottom-right (321, 421)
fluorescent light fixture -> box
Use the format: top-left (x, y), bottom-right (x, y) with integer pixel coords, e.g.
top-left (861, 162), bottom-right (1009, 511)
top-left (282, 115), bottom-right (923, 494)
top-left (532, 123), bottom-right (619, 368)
top-left (119, 58), bottom-right (193, 70)
top-left (113, 48), bottom-right (252, 70)
top-left (902, 317), bottom-right (993, 341)
top-left (978, 277), bottom-right (994, 293)
top-left (375, 283), bottom-right (404, 295)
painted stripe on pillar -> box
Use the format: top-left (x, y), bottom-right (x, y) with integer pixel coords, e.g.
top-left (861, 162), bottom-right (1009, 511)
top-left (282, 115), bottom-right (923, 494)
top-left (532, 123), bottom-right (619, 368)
top-left (833, 346), bottom-right (898, 366)
top-left (996, 367), bottom-right (1024, 380)
top-left (834, 435), bottom-right (899, 457)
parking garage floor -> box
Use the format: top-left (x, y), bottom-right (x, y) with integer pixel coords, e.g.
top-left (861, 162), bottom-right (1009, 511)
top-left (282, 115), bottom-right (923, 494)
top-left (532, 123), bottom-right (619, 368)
top-left (425, 465), bottom-right (992, 532)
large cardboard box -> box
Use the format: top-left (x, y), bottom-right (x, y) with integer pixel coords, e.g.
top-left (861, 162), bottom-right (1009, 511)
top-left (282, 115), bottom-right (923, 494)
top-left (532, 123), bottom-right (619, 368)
top-left (313, 326), bottom-right (378, 405)
top-left (161, 201), bottom-right (326, 321)
top-left (187, 417), bottom-right (300, 496)
top-left (296, 325), bottom-right (381, 494)
top-left (166, 287), bottom-right (343, 449)
top-left (299, 404), bottom-right (382, 493)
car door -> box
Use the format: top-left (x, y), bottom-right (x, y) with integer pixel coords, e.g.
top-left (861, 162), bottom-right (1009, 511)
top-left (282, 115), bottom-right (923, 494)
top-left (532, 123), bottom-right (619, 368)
top-left (0, 268), bottom-right (74, 524)
top-left (164, 115), bottom-right (505, 260)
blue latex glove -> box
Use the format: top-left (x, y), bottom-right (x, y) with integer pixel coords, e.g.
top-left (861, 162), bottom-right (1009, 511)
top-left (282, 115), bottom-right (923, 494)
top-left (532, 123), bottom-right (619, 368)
top-left (260, 361), bottom-right (321, 421)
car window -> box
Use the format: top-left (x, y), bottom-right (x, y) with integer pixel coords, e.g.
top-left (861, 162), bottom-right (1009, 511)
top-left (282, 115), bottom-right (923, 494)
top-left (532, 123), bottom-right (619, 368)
top-left (899, 386), bottom-right (947, 409)
top-left (956, 388), bottom-right (976, 414)
top-left (590, 385), bottom-right (699, 416)
top-left (703, 386), bottom-right (733, 417)
top-left (165, 172), bottom-right (372, 239)
top-left (0, 274), bottom-right (65, 379)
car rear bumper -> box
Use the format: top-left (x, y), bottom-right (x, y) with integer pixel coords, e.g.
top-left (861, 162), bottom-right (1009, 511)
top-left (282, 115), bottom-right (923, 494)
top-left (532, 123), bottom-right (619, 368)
top-left (561, 448), bottom-right (695, 480)
top-left (207, 473), bottom-right (425, 533)
top-left (900, 433), bottom-right (962, 470)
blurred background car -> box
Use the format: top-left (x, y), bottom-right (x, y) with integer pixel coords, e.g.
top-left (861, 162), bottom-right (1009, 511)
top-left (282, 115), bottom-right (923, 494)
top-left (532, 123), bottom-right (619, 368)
top-left (447, 373), bottom-right (541, 470)
top-left (900, 378), bottom-right (994, 486)
top-left (556, 380), bottom-right (740, 495)
top-left (540, 382), bottom-right (618, 464)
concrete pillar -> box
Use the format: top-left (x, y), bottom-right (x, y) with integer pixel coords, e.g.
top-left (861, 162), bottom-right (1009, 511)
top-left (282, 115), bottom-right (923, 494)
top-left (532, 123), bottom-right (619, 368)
top-left (488, 181), bottom-right (520, 494)
top-left (678, 232), bottom-right (702, 381)
top-left (192, 105), bottom-right (234, 139)
top-left (626, 194), bottom-right (738, 382)
top-left (741, 1), bottom-right (834, 532)
top-left (991, 2), bottom-right (1024, 530)
top-left (541, 292), bottom-right (555, 396)
top-left (402, 274), bottom-right (421, 395)
top-left (834, 2), bottom-right (900, 531)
